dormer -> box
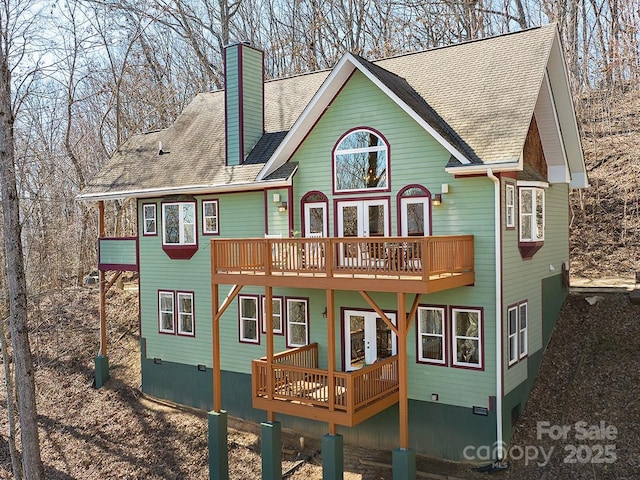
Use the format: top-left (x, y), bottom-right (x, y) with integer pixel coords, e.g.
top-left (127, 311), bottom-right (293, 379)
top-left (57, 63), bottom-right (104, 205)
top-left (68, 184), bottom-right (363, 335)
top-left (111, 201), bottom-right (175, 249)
top-left (224, 42), bottom-right (265, 166)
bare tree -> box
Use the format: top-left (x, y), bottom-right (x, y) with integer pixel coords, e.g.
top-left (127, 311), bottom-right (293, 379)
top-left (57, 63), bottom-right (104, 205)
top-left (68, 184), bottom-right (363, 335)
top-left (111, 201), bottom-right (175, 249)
top-left (0, 0), bottom-right (45, 477)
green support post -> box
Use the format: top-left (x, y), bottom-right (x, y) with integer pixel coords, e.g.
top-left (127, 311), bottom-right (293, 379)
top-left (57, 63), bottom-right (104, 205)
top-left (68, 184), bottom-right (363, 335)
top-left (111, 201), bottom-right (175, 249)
top-left (94, 355), bottom-right (110, 388)
top-left (260, 421), bottom-right (282, 480)
top-left (322, 434), bottom-right (344, 480)
top-left (208, 411), bottom-right (229, 480)
top-left (393, 448), bottom-right (416, 480)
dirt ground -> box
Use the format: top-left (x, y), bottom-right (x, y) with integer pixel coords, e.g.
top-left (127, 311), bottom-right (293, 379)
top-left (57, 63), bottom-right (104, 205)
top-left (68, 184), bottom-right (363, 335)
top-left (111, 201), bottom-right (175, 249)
top-left (0, 285), bottom-right (638, 479)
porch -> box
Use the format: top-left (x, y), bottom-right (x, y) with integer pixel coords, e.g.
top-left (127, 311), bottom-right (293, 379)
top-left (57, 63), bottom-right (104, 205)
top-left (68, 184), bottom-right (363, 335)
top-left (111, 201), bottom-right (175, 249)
top-left (210, 235), bottom-right (474, 294)
top-left (252, 343), bottom-right (399, 427)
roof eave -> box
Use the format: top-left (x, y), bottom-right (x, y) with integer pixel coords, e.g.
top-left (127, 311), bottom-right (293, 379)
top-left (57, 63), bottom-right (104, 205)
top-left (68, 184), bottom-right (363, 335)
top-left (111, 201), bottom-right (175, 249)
top-left (76, 177), bottom-right (293, 203)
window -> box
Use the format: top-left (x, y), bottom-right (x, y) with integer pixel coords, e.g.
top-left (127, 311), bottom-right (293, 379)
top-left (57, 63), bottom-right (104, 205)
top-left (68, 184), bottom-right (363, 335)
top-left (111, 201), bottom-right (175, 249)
top-left (417, 306), bottom-right (445, 364)
top-left (158, 291), bottom-right (175, 334)
top-left (519, 302), bottom-right (528, 358)
top-left (452, 308), bottom-right (482, 368)
top-left (519, 187), bottom-right (544, 241)
top-left (507, 306), bottom-right (518, 365)
top-left (507, 301), bottom-right (528, 366)
top-left (506, 184), bottom-right (515, 228)
top-left (302, 191), bottom-right (328, 237)
top-left (286, 298), bottom-right (309, 347)
top-left (239, 296), bottom-right (259, 344)
top-left (143, 204), bottom-right (157, 235)
top-left (202, 200), bottom-right (219, 235)
top-left (162, 202), bottom-right (196, 245)
top-left (177, 292), bottom-right (194, 336)
top-left (262, 296), bottom-right (283, 334)
top-left (334, 129), bottom-right (388, 192)
top-left (398, 185), bottom-right (431, 237)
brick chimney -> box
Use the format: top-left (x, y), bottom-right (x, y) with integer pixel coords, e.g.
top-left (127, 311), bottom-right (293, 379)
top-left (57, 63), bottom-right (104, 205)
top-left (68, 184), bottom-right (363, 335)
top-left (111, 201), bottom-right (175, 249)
top-left (224, 42), bottom-right (264, 166)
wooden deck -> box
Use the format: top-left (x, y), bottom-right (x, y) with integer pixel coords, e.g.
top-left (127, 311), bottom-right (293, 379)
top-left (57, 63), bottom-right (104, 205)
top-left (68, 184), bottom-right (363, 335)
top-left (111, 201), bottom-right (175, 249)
top-left (252, 344), bottom-right (399, 427)
top-left (211, 235), bottom-right (474, 294)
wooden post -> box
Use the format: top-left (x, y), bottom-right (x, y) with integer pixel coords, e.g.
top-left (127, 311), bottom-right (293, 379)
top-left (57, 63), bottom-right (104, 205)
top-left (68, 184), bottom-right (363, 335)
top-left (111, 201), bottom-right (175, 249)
top-left (397, 292), bottom-right (409, 449)
top-left (326, 289), bottom-right (335, 420)
top-left (98, 201), bottom-right (107, 357)
top-left (212, 281), bottom-right (221, 412)
top-left (265, 286), bottom-right (275, 422)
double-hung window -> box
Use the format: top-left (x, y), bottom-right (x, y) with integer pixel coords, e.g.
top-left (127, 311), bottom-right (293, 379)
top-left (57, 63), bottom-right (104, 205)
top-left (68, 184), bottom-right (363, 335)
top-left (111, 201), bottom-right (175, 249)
top-left (159, 290), bottom-right (195, 336)
top-left (159, 291), bottom-right (175, 334)
top-left (177, 292), bottom-right (194, 336)
top-left (519, 187), bottom-right (544, 242)
top-left (239, 296), bottom-right (259, 344)
top-left (508, 301), bottom-right (528, 365)
top-left (452, 308), bottom-right (482, 368)
top-left (143, 204), bottom-right (157, 235)
top-left (417, 306), bottom-right (445, 364)
top-left (505, 184), bottom-right (515, 228)
top-left (202, 200), bottom-right (219, 235)
top-left (286, 298), bottom-right (309, 347)
top-left (262, 296), bottom-right (283, 334)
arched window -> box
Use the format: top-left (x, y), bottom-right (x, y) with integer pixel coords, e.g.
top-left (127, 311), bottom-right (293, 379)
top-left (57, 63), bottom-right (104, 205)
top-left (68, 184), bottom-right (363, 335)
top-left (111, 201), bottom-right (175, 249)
top-left (333, 128), bottom-right (389, 193)
top-left (397, 185), bottom-right (431, 236)
top-left (301, 191), bottom-right (328, 237)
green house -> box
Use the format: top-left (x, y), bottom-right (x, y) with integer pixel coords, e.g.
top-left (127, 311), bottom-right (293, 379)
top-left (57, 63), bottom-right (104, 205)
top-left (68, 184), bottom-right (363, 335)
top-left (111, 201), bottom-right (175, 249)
top-left (80, 25), bottom-right (587, 478)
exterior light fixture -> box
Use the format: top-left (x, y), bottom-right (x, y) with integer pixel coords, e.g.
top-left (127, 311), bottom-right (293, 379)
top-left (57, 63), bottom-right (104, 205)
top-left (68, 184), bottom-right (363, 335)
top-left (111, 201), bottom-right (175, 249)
top-left (278, 202), bottom-right (287, 212)
top-left (432, 194), bottom-right (442, 206)
top-left (322, 307), bottom-right (327, 318)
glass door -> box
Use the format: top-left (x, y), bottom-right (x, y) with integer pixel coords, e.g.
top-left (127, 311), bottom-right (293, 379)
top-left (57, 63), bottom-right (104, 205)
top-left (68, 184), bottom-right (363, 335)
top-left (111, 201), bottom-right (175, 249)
top-left (337, 200), bottom-right (388, 266)
top-left (344, 310), bottom-right (396, 371)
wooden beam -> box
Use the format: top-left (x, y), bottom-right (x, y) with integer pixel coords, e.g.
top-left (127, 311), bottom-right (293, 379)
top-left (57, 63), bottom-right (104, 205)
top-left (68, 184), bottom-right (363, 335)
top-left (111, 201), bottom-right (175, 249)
top-left (265, 286), bottom-right (275, 422)
top-left (358, 291), bottom-right (398, 335)
top-left (326, 289), bottom-right (335, 414)
top-left (397, 292), bottom-right (409, 449)
top-left (98, 201), bottom-right (106, 357)
top-left (406, 293), bottom-right (421, 330)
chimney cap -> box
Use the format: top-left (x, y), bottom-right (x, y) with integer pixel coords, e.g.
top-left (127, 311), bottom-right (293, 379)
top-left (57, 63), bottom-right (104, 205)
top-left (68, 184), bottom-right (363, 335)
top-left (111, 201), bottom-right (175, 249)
top-left (224, 40), bottom-right (251, 48)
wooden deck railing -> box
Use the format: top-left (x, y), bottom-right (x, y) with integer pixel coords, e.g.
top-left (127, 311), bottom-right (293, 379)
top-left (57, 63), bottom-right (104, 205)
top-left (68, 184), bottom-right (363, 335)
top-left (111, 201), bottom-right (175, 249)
top-left (212, 235), bottom-right (473, 280)
top-left (252, 344), bottom-right (399, 418)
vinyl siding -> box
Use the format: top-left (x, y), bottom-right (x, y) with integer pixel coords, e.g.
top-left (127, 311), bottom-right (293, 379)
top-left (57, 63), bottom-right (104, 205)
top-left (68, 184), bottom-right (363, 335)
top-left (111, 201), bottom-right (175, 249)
top-left (225, 47), bottom-right (240, 166)
top-left (502, 180), bottom-right (569, 395)
top-left (241, 48), bottom-right (264, 154)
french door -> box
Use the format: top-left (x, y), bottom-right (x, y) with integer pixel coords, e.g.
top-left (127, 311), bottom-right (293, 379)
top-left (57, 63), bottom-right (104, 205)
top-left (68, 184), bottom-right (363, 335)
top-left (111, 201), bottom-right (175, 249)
top-left (336, 199), bottom-right (388, 266)
top-left (344, 310), bottom-right (397, 371)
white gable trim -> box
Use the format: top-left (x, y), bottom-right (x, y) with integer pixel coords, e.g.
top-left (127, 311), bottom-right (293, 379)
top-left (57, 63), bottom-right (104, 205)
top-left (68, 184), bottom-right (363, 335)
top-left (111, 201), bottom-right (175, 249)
top-left (257, 53), bottom-right (471, 181)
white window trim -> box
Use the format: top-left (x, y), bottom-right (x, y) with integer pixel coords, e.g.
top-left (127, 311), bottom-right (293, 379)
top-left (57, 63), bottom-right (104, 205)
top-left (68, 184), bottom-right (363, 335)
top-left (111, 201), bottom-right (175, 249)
top-left (177, 292), bottom-right (195, 336)
top-left (518, 186), bottom-right (545, 242)
top-left (519, 302), bottom-right (528, 359)
top-left (452, 308), bottom-right (482, 368)
top-left (202, 200), bottom-right (219, 235)
top-left (262, 296), bottom-right (283, 334)
top-left (303, 202), bottom-right (327, 237)
top-left (286, 298), bottom-right (309, 347)
top-left (507, 306), bottom-right (518, 366)
top-left (143, 203), bottom-right (157, 235)
top-left (158, 291), bottom-right (175, 334)
top-left (400, 196), bottom-right (430, 236)
top-left (162, 202), bottom-right (196, 245)
top-left (334, 129), bottom-right (389, 193)
top-left (239, 295), bottom-right (259, 344)
top-left (417, 306), bottom-right (445, 364)
top-left (505, 184), bottom-right (515, 228)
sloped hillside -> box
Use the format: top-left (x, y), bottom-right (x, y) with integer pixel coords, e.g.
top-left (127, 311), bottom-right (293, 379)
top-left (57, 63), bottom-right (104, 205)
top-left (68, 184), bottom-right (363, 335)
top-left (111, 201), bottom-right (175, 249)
top-left (570, 88), bottom-right (640, 278)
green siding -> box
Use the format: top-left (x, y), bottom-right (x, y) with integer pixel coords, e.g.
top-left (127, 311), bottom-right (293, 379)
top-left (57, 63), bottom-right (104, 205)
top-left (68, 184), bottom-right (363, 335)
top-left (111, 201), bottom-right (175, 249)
top-left (241, 48), bottom-right (264, 154)
top-left (225, 47), bottom-right (240, 166)
top-left (502, 179), bottom-right (570, 395)
top-left (266, 188), bottom-right (289, 236)
top-left (99, 238), bottom-right (137, 266)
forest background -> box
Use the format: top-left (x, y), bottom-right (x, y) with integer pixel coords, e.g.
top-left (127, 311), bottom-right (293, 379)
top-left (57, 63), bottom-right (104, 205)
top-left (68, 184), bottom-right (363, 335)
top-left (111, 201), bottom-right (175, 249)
top-left (0, 0), bottom-right (639, 477)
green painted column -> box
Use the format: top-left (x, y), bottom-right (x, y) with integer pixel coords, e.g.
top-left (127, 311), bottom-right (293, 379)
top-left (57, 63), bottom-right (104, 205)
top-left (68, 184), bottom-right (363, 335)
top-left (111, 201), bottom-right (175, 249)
top-left (322, 434), bottom-right (344, 480)
top-left (94, 355), bottom-right (110, 388)
top-left (260, 421), bottom-right (282, 480)
top-left (208, 411), bottom-right (229, 480)
top-left (392, 448), bottom-right (416, 480)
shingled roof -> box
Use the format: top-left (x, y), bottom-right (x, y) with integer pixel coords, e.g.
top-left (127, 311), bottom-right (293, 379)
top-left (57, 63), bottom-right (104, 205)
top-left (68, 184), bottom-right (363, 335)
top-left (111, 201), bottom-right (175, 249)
top-left (80, 24), bottom-right (582, 201)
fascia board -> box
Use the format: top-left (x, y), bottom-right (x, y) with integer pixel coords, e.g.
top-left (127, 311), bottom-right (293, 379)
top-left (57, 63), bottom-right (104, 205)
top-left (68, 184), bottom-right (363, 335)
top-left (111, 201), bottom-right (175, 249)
top-left (258, 53), bottom-right (472, 180)
top-left (445, 161), bottom-right (521, 176)
top-left (75, 177), bottom-right (293, 203)
top-left (256, 56), bottom-right (356, 181)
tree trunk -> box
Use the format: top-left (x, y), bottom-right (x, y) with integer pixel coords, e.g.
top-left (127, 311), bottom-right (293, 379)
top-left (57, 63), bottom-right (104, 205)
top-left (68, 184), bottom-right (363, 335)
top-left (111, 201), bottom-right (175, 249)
top-left (0, 47), bottom-right (45, 480)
